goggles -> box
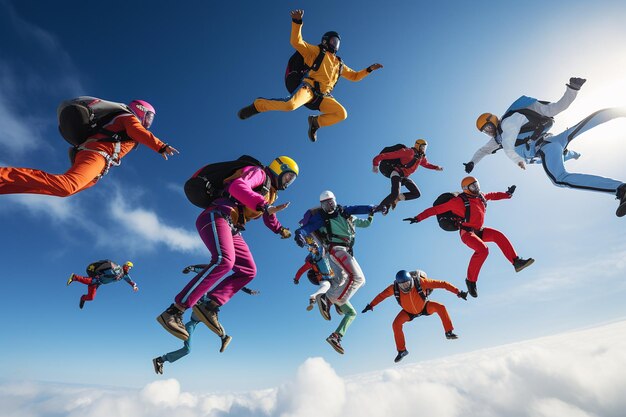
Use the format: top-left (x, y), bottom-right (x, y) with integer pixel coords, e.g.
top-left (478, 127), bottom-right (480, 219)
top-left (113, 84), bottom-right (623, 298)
top-left (143, 111), bottom-right (155, 129)
top-left (481, 123), bottom-right (496, 137)
top-left (398, 280), bottom-right (413, 293)
top-left (280, 172), bottom-right (297, 189)
top-left (329, 37), bottom-right (340, 51)
top-left (321, 198), bottom-right (337, 213)
top-left (467, 181), bottom-right (481, 194)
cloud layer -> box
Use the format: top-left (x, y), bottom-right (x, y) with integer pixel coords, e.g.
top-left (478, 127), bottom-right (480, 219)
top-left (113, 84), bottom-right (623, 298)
top-left (2, 320), bottom-right (625, 417)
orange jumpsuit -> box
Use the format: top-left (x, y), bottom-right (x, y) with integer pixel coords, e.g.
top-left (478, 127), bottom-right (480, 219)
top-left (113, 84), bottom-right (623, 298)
top-left (0, 114), bottom-right (166, 197)
top-left (253, 21), bottom-right (372, 128)
top-left (369, 277), bottom-right (460, 351)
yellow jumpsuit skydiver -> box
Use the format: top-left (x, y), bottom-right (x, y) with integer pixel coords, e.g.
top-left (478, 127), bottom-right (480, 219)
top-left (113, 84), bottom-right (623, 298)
top-left (253, 21), bottom-right (374, 129)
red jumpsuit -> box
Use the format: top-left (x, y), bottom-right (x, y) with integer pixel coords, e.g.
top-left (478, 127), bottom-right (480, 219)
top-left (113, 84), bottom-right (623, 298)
top-left (0, 114), bottom-right (166, 197)
top-left (416, 192), bottom-right (518, 283)
top-left (369, 277), bottom-right (460, 351)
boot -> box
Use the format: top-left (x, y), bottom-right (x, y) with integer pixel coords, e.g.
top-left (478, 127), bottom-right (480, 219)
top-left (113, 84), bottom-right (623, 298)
top-left (237, 103), bottom-right (260, 120)
top-left (394, 350), bottom-right (409, 363)
top-left (316, 293), bottom-right (331, 321)
top-left (445, 331), bottom-right (459, 340)
top-left (307, 116), bottom-right (320, 142)
top-left (616, 184), bottom-right (626, 217)
top-left (513, 257), bottom-right (535, 272)
top-left (326, 332), bottom-right (344, 354)
top-left (219, 335), bottom-right (232, 353)
top-left (306, 297), bottom-right (315, 311)
top-left (465, 279), bottom-right (478, 298)
top-left (192, 299), bottom-right (225, 337)
top-left (79, 298), bottom-right (85, 309)
top-left (152, 357), bottom-right (164, 375)
top-left (156, 304), bottom-right (190, 341)
top-left (66, 273), bottom-right (75, 286)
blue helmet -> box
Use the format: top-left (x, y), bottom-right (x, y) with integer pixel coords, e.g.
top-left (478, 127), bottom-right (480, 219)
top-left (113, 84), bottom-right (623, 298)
top-left (395, 270), bottom-right (413, 293)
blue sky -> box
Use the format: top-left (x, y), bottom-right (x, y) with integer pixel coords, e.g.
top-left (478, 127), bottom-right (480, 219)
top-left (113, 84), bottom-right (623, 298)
top-left (0, 0), bottom-right (625, 396)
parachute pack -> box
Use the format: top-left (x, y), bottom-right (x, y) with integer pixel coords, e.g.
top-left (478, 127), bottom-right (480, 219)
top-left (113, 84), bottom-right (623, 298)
top-left (501, 97), bottom-right (555, 146)
top-left (284, 50), bottom-right (326, 111)
top-left (432, 192), bottom-right (471, 231)
top-left (86, 260), bottom-right (120, 278)
top-left (377, 144), bottom-right (419, 178)
top-left (57, 96), bottom-right (133, 147)
top-left (184, 155), bottom-right (270, 209)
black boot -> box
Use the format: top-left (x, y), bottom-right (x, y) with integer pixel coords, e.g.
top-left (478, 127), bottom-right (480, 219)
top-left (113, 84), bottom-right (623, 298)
top-left (394, 350), bottom-right (409, 363)
top-left (79, 299), bottom-right (85, 309)
top-left (513, 257), bottom-right (535, 273)
top-left (616, 184), bottom-right (626, 217)
top-left (237, 103), bottom-right (260, 120)
top-left (308, 116), bottom-right (320, 142)
top-left (465, 279), bottom-right (478, 298)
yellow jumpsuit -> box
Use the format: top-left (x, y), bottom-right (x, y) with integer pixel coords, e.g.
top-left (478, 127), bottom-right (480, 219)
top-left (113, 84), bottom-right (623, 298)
top-left (254, 21), bottom-right (372, 128)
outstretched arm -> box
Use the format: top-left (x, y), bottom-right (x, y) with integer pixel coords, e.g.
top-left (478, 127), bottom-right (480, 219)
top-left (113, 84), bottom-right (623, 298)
top-left (468, 138), bottom-right (502, 165)
top-left (341, 63), bottom-right (383, 82)
top-left (527, 83), bottom-right (579, 117)
top-left (289, 9), bottom-right (319, 65)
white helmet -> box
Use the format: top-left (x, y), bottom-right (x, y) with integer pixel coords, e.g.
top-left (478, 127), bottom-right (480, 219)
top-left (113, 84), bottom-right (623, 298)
top-left (319, 190), bottom-right (337, 214)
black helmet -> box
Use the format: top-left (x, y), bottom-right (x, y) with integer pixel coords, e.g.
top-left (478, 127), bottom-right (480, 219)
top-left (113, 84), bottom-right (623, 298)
top-left (321, 31), bottom-right (341, 53)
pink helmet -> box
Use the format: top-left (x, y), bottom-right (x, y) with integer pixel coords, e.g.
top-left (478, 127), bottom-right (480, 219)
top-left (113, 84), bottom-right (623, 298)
top-left (128, 99), bottom-right (156, 128)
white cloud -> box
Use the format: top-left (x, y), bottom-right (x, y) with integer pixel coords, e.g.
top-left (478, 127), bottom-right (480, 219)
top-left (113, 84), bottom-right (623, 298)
top-left (2, 320), bottom-right (626, 417)
top-left (109, 193), bottom-right (203, 254)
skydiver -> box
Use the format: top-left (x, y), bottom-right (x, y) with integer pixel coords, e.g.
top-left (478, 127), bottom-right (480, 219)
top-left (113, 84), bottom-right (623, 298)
top-left (294, 190), bottom-right (378, 354)
top-left (0, 99), bottom-right (178, 197)
top-left (66, 261), bottom-right (137, 309)
top-left (403, 177), bottom-right (534, 298)
top-left (362, 270), bottom-right (467, 363)
top-left (372, 139), bottom-right (444, 214)
top-left (237, 9), bottom-right (383, 142)
top-left (464, 77), bottom-right (626, 217)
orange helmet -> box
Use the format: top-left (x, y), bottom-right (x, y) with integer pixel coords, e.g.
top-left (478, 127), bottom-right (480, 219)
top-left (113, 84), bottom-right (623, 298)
top-left (461, 176), bottom-right (480, 195)
top-left (476, 113), bottom-right (500, 132)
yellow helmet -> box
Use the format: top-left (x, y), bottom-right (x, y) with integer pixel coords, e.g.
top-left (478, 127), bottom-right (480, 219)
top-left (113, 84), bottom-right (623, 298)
top-left (476, 113), bottom-right (500, 132)
top-left (414, 139), bottom-right (428, 149)
top-left (124, 261), bottom-right (134, 268)
top-left (461, 176), bottom-right (480, 195)
top-left (268, 156), bottom-right (299, 190)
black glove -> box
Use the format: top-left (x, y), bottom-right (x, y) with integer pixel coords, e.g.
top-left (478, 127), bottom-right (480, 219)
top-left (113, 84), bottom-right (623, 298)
top-left (362, 304), bottom-right (373, 313)
top-left (294, 234), bottom-right (305, 248)
top-left (242, 287), bottom-right (260, 295)
top-left (403, 217), bottom-right (419, 224)
top-left (506, 185), bottom-right (516, 196)
top-left (463, 161), bottom-right (474, 174)
top-left (457, 291), bottom-right (468, 300)
top-left (293, 278), bottom-right (299, 285)
top-left (182, 266), bottom-right (192, 274)
top-left (567, 77), bottom-right (586, 91)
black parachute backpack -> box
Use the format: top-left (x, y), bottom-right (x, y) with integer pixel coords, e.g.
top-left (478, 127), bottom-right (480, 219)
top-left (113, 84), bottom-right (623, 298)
top-left (184, 155), bottom-right (271, 209)
top-left (500, 105), bottom-right (555, 148)
top-left (377, 144), bottom-right (419, 178)
top-left (284, 49), bottom-right (327, 110)
top-left (432, 192), bottom-right (471, 231)
top-left (57, 96), bottom-right (133, 147)
top-left (86, 260), bottom-right (120, 278)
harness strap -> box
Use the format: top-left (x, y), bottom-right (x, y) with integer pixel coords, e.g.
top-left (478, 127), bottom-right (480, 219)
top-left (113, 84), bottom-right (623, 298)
top-left (77, 141), bottom-right (122, 179)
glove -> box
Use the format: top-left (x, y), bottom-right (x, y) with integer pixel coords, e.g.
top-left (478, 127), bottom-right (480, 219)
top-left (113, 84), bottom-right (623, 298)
top-left (133, 285), bottom-right (139, 292)
top-left (279, 227), bottom-right (291, 239)
top-left (403, 217), bottom-right (420, 224)
top-left (362, 304), bottom-right (373, 313)
top-left (567, 77), bottom-right (586, 91)
top-left (463, 161), bottom-right (474, 174)
top-left (372, 165), bottom-right (379, 174)
top-left (293, 278), bottom-right (299, 285)
top-left (372, 205), bottom-right (388, 215)
top-left (506, 185), bottom-right (516, 196)
top-left (457, 291), bottom-right (468, 300)
top-left (295, 234), bottom-right (306, 248)
top-left (182, 266), bottom-right (193, 274)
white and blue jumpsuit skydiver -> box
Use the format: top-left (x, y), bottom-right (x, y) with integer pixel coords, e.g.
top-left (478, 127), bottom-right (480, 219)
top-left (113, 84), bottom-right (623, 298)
top-left (468, 84), bottom-right (625, 196)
